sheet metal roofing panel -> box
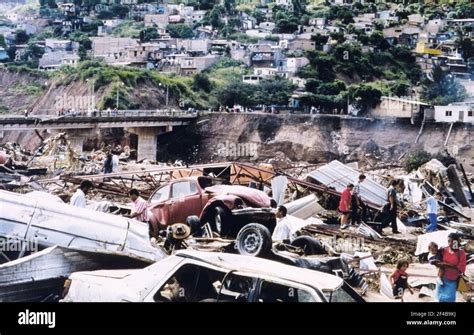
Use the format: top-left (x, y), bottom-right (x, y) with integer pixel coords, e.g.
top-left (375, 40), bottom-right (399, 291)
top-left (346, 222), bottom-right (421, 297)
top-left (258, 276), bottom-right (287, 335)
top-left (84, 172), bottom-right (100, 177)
top-left (308, 160), bottom-right (387, 208)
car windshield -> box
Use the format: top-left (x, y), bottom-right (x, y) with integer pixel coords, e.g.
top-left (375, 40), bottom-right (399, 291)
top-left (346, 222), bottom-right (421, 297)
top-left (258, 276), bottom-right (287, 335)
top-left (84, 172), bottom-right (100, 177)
top-left (150, 184), bottom-right (170, 202)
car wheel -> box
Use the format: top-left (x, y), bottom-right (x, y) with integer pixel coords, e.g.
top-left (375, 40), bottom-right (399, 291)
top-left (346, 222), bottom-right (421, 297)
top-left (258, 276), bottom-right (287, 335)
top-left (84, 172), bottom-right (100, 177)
top-left (186, 215), bottom-right (201, 234)
top-left (236, 223), bottom-right (272, 257)
top-left (212, 206), bottom-right (228, 235)
top-left (290, 236), bottom-right (326, 255)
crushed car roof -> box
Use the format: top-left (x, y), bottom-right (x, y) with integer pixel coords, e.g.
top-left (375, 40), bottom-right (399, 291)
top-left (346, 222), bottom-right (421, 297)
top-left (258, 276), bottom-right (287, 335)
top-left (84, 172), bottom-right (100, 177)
top-left (174, 250), bottom-right (344, 292)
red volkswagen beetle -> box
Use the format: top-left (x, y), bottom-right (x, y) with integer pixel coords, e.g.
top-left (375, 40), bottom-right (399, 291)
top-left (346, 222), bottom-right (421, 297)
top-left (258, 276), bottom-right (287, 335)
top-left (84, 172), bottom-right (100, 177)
top-left (147, 176), bottom-right (276, 238)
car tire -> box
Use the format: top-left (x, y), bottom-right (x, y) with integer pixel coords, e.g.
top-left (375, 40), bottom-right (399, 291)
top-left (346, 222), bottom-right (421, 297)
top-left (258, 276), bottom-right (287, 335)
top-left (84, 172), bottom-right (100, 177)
top-left (212, 206), bottom-right (229, 236)
top-left (290, 236), bottom-right (326, 255)
top-left (186, 215), bottom-right (201, 234)
top-left (236, 223), bottom-right (272, 257)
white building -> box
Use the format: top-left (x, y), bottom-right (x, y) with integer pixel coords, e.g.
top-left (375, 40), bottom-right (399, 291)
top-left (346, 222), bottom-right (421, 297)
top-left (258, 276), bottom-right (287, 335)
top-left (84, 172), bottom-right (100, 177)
top-left (433, 105), bottom-right (474, 123)
top-left (242, 75), bottom-right (263, 85)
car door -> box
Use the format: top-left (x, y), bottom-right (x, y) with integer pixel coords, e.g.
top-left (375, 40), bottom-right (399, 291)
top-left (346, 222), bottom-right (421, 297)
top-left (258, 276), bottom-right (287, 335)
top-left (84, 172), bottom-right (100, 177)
top-left (168, 180), bottom-right (202, 224)
top-left (147, 184), bottom-right (171, 226)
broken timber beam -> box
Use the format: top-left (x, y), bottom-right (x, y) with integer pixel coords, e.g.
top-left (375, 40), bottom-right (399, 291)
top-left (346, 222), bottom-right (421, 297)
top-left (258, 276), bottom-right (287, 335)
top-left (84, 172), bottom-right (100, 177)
top-left (447, 164), bottom-right (470, 207)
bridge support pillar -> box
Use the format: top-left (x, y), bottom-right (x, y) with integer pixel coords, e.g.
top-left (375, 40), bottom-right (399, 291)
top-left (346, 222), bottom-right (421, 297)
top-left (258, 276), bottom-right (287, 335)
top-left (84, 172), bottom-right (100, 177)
top-left (127, 127), bottom-right (170, 162)
top-left (52, 129), bottom-right (97, 156)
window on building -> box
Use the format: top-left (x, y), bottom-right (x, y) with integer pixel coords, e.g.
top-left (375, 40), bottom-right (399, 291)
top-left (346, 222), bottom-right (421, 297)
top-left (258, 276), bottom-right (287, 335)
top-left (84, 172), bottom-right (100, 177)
top-left (445, 110), bottom-right (452, 117)
top-left (468, 111), bottom-right (473, 117)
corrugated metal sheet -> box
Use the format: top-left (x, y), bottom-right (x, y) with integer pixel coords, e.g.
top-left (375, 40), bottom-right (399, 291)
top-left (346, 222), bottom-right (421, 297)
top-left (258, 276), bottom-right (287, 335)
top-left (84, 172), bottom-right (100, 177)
top-left (308, 160), bottom-right (387, 208)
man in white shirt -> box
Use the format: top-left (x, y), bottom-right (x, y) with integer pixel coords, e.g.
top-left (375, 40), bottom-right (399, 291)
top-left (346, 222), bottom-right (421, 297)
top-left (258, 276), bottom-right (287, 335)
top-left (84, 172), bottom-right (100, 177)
top-left (125, 189), bottom-right (149, 223)
top-left (111, 152), bottom-right (120, 173)
top-left (424, 192), bottom-right (442, 233)
top-left (272, 206), bottom-right (291, 242)
top-left (70, 180), bottom-right (93, 208)
top-left (350, 174), bottom-right (366, 225)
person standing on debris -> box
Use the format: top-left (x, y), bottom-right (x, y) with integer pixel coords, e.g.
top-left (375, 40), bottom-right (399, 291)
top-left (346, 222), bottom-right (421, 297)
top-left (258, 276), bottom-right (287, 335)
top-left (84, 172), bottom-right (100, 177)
top-left (24, 109), bottom-right (29, 119)
top-left (423, 192), bottom-right (442, 233)
top-left (389, 259), bottom-right (414, 301)
top-left (339, 184), bottom-right (354, 230)
top-left (351, 174), bottom-right (366, 226)
top-left (435, 233), bottom-right (466, 302)
top-left (384, 179), bottom-right (400, 234)
top-left (125, 189), bottom-right (149, 223)
top-left (272, 205), bottom-right (291, 242)
top-left (102, 153), bottom-right (113, 174)
top-left (111, 151), bottom-right (120, 173)
top-left (70, 180), bottom-right (93, 208)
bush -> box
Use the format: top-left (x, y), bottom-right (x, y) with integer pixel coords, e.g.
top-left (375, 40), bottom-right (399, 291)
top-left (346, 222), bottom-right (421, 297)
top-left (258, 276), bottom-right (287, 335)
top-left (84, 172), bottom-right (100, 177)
top-left (404, 150), bottom-right (432, 172)
top-left (193, 73), bottom-right (212, 93)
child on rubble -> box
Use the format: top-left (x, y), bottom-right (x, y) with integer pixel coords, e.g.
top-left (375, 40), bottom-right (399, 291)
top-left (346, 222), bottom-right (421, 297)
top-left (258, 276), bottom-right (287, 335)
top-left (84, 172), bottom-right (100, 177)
top-left (390, 259), bottom-right (414, 302)
top-left (428, 242), bottom-right (444, 286)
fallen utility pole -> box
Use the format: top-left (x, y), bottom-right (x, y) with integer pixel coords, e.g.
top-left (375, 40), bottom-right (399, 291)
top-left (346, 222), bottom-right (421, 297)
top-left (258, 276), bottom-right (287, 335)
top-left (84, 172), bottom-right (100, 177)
top-left (447, 164), bottom-right (470, 207)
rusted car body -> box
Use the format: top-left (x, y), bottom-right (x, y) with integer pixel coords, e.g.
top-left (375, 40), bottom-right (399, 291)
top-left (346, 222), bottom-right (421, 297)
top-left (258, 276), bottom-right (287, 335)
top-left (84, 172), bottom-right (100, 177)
top-left (147, 176), bottom-right (275, 236)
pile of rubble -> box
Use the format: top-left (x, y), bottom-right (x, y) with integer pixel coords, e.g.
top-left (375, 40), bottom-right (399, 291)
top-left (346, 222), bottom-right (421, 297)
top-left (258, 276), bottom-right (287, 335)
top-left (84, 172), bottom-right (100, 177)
top-left (0, 152), bottom-right (472, 302)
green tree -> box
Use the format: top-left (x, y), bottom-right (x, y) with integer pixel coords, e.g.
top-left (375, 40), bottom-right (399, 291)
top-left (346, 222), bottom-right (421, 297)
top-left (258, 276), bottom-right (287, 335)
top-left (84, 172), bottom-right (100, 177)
top-left (455, 31), bottom-right (474, 62)
top-left (306, 50), bottom-right (336, 81)
top-left (206, 6), bottom-right (224, 29)
top-left (216, 81), bottom-right (256, 107)
top-left (352, 84), bottom-right (382, 113)
top-left (273, 7), bottom-right (299, 33)
top-left (421, 66), bottom-right (467, 104)
top-left (311, 33), bottom-right (328, 50)
top-left (252, 10), bottom-right (265, 25)
top-left (14, 30), bottom-right (29, 45)
top-left (139, 27), bottom-right (159, 42)
top-left (369, 31), bottom-right (390, 51)
top-left (253, 76), bottom-right (295, 105)
top-left (193, 73), bottom-right (212, 93)
top-left (330, 31), bottom-right (345, 44)
top-left (110, 4), bottom-right (130, 19)
top-left (328, 6), bottom-right (354, 24)
top-left (167, 24), bottom-right (194, 38)
top-left (390, 81), bottom-right (410, 96)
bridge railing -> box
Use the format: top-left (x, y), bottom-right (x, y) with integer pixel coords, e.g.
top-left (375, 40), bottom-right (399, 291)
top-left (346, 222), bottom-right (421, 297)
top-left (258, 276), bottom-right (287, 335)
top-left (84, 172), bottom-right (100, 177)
top-left (0, 109), bottom-right (198, 121)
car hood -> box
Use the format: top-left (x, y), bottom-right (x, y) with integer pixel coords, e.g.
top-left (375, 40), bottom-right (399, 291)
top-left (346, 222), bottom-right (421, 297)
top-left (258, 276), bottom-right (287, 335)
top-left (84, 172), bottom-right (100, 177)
top-left (204, 185), bottom-right (271, 208)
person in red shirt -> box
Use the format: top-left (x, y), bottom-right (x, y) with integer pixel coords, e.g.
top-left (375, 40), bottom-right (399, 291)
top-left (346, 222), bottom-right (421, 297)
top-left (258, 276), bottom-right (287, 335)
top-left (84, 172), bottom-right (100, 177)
top-left (339, 184), bottom-right (354, 230)
top-left (390, 259), bottom-right (414, 301)
top-left (435, 233), bottom-right (467, 302)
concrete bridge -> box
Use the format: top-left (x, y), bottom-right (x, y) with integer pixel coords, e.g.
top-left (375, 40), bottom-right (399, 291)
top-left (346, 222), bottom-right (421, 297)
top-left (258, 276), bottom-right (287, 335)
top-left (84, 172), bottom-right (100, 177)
top-left (0, 110), bottom-right (197, 161)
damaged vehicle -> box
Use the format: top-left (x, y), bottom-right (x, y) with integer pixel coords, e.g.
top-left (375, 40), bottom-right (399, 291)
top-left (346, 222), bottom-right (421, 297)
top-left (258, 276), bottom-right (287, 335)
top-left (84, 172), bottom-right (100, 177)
top-left (147, 176), bottom-right (276, 237)
top-left (0, 190), bottom-right (165, 263)
top-left (62, 250), bottom-right (363, 302)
